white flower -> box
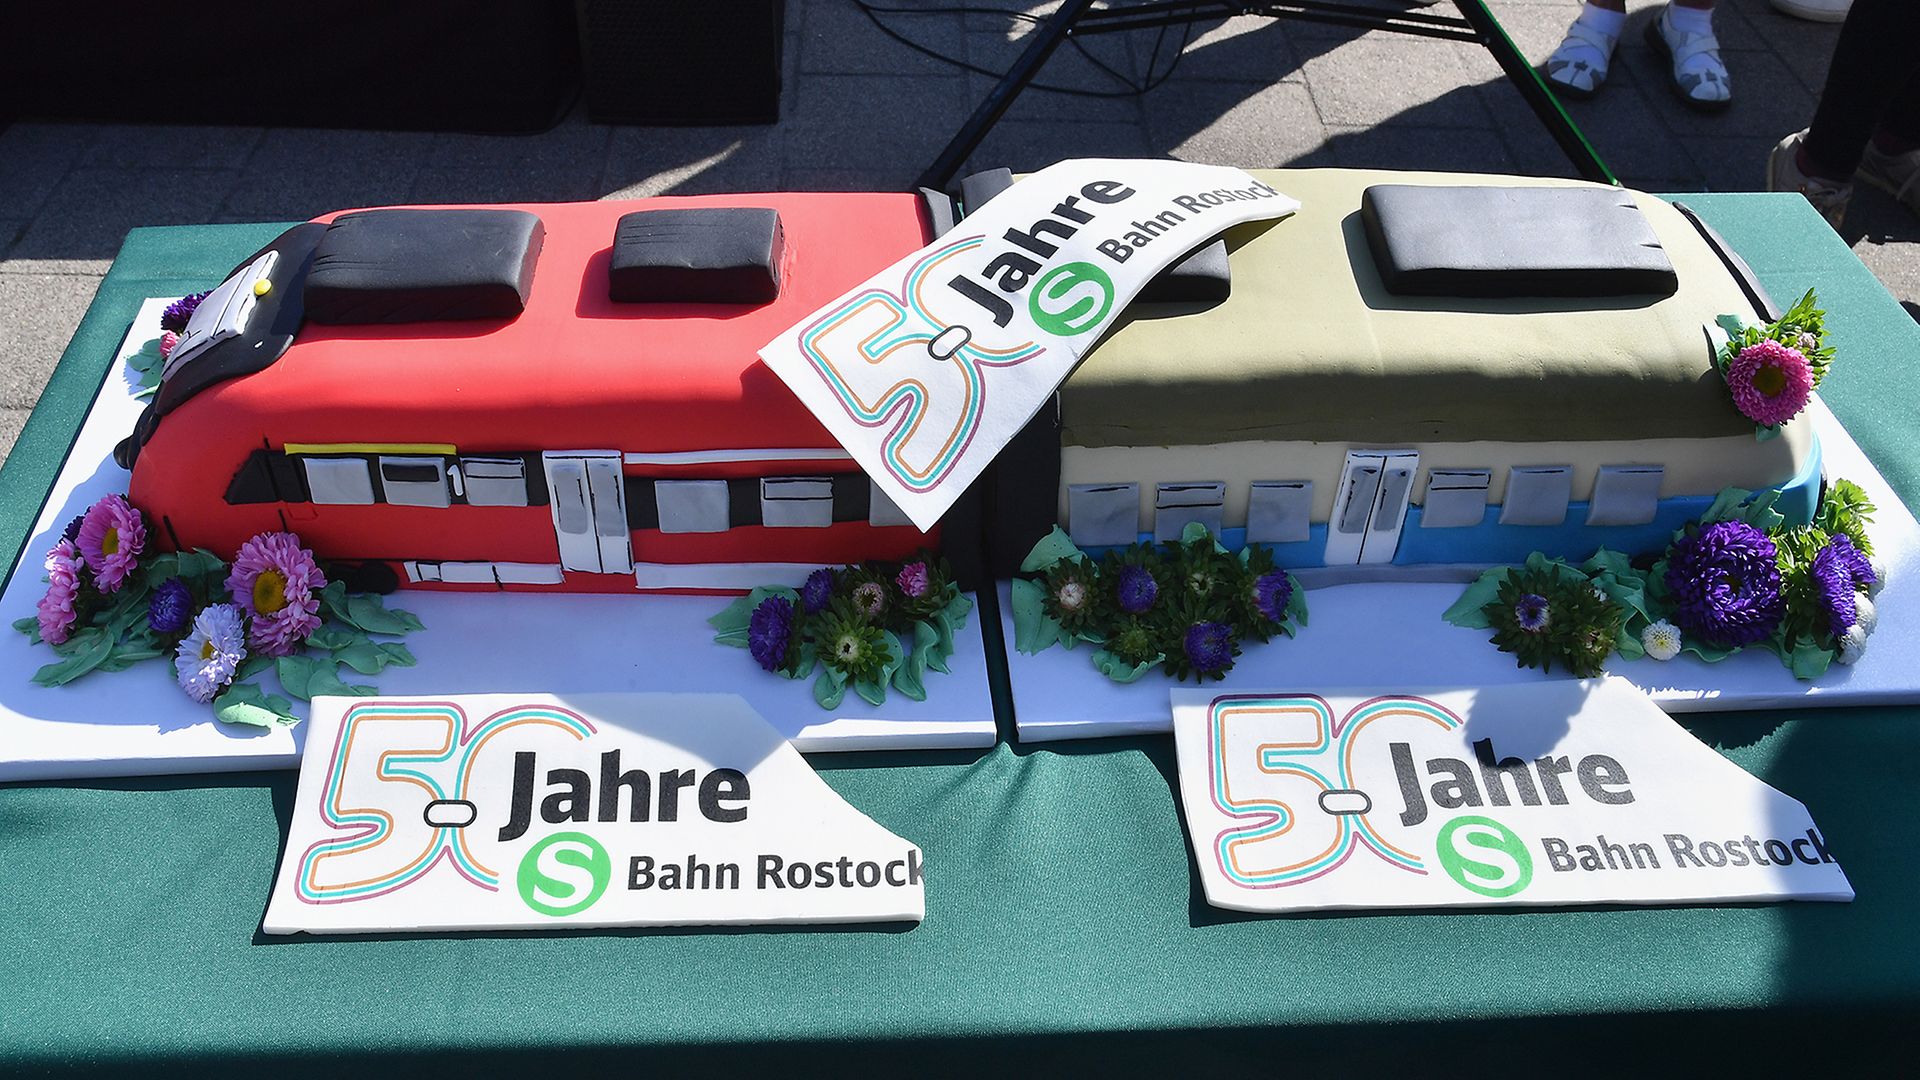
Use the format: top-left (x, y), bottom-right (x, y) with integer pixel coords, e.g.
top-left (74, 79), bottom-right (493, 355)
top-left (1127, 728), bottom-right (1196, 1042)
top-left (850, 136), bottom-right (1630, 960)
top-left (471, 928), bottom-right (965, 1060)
top-left (1592, 585), bottom-right (1608, 601)
top-left (1868, 556), bottom-right (1887, 598)
top-left (175, 603), bottom-right (247, 704)
top-left (1836, 624), bottom-right (1868, 666)
top-left (1641, 619), bottom-right (1683, 662)
top-left (1853, 593), bottom-right (1877, 637)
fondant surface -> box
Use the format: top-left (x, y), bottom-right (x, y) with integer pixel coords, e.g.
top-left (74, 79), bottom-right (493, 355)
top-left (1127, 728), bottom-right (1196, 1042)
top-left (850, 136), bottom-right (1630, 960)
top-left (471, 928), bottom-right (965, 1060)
top-left (1060, 169), bottom-right (1767, 449)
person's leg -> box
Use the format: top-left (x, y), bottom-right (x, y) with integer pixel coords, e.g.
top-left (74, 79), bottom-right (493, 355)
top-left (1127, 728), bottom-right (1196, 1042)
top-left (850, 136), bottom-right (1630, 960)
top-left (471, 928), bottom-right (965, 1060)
top-left (1650, 0), bottom-right (1731, 111)
top-left (1543, 0), bottom-right (1627, 99)
top-left (1801, 0), bottom-right (1920, 178)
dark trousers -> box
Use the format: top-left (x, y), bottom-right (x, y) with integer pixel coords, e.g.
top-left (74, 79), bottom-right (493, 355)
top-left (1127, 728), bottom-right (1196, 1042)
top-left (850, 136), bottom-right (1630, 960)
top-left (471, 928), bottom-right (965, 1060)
top-left (1805, 0), bottom-right (1920, 176)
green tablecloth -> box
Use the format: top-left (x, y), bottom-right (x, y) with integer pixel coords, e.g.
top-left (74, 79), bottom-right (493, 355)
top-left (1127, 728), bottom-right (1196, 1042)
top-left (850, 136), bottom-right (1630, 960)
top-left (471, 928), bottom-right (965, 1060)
top-left (3, 197), bottom-right (1917, 1074)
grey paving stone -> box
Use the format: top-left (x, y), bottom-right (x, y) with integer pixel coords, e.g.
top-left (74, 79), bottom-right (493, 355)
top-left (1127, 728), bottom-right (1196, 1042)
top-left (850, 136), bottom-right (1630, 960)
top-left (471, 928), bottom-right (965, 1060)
top-left (10, 168), bottom-right (235, 263)
top-left (429, 117), bottom-right (611, 171)
top-left (1324, 123), bottom-right (1516, 174)
top-left (959, 0), bottom-right (1067, 35)
top-left (1636, 47), bottom-right (1815, 138)
top-left (222, 129), bottom-right (433, 220)
top-left (0, 407), bottom-right (26, 470)
top-left (1303, 35), bottom-right (1494, 129)
top-left (1479, 77), bottom-right (1704, 187)
top-left (0, 272), bottom-right (102, 409)
top-left (783, 166), bottom-right (923, 192)
top-left (81, 124), bottom-right (263, 170)
top-left (964, 28), bottom-right (1154, 122)
top-left (783, 74), bottom-right (970, 170)
top-left (963, 119), bottom-right (1153, 175)
top-left (800, 0), bottom-right (966, 75)
top-left (0, 123), bottom-right (98, 218)
top-left (1143, 80), bottom-right (1327, 166)
top-left (1129, 15), bottom-right (1305, 86)
top-left (1680, 133), bottom-right (1792, 192)
top-left (605, 127), bottom-right (786, 197)
top-left (408, 165), bottom-right (607, 205)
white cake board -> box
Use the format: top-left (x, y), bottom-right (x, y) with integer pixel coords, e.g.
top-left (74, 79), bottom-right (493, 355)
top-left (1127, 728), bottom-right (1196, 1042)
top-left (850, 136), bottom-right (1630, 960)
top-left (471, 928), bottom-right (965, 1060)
top-left (1006, 396), bottom-right (1920, 742)
top-left (0, 300), bottom-right (997, 781)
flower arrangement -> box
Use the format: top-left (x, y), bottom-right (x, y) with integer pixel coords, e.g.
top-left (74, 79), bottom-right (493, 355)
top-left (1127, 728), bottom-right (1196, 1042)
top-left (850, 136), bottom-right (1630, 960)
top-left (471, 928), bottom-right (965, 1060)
top-left (1445, 480), bottom-right (1881, 680)
top-left (14, 493), bottom-right (423, 727)
top-left (1011, 522), bottom-right (1308, 684)
top-left (1714, 290), bottom-right (1833, 439)
top-left (709, 554), bottom-right (973, 709)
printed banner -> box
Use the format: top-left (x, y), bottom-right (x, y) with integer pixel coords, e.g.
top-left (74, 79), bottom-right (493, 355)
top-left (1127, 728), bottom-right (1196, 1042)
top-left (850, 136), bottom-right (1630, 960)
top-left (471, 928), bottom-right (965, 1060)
top-left (265, 693), bottom-right (924, 934)
top-left (760, 159), bottom-right (1298, 531)
top-left (1172, 679), bottom-right (1852, 913)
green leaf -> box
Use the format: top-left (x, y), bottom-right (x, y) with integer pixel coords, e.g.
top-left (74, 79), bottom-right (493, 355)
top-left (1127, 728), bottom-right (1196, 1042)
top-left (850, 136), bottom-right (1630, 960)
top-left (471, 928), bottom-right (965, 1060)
top-left (304, 624), bottom-right (363, 652)
top-left (211, 683), bottom-right (281, 729)
top-left (1092, 648), bottom-right (1161, 683)
top-left (1698, 487), bottom-right (1757, 526)
top-left (707, 595), bottom-right (758, 643)
top-left (344, 593), bottom-right (424, 635)
top-left (13, 616), bottom-right (42, 643)
top-left (1010, 577), bottom-right (1066, 654)
top-left (1019, 526), bottom-right (1086, 573)
top-left (378, 641), bottom-right (417, 668)
top-left (1443, 568), bottom-right (1509, 629)
top-left (234, 653), bottom-right (274, 682)
top-left (812, 667), bottom-right (848, 709)
top-left (1283, 572), bottom-right (1309, 628)
top-left (1787, 636), bottom-right (1834, 681)
top-left (852, 676), bottom-right (889, 707)
top-left (47, 626), bottom-right (107, 659)
top-left (1714, 313), bottom-right (1749, 341)
top-left (334, 642), bottom-right (397, 675)
top-left (318, 581), bottom-right (352, 624)
top-left (892, 620), bottom-right (939, 702)
top-left (31, 630), bottom-right (115, 687)
top-left (275, 654), bottom-right (329, 700)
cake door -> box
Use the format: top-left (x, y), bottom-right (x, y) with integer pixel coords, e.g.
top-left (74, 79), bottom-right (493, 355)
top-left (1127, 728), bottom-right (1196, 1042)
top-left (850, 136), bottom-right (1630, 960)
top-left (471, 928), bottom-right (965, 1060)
top-left (1323, 450), bottom-right (1418, 565)
top-left (541, 452), bottom-right (634, 576)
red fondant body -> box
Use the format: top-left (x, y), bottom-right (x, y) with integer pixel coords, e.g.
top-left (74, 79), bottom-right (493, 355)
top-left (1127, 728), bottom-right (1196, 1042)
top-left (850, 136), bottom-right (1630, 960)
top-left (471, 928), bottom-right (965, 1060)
top-left (128, 194), bottom-right (937, 592)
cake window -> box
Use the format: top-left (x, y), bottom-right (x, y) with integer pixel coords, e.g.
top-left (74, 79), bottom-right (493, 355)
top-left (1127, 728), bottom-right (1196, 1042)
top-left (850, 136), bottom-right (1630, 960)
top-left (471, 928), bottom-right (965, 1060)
top-left (654, 480), bottom-right (731, 534)
top-left (461, 457), bottom-right (530, 507)
top-left (1247, 481), bottom-right (1312, 544)
top-left (1422, 469), bottom-right (1491, 529)
top-left (379, 456), bottom-right (451, 508)
top-left (1500, 466), bottom-right (1573, 526)
top-left (1068, 483), bottom-right (1140, 548)
top-left (869, 481), bottom-right (913, 528)
top-left (761, 477), bottom-right (834, 528)
top-left (301, 457), bottom-right (375, 505)
top-left (1587, 465), bottom-right (1665, 527)
top-left (1154, 482), bottom-right (1226, 542)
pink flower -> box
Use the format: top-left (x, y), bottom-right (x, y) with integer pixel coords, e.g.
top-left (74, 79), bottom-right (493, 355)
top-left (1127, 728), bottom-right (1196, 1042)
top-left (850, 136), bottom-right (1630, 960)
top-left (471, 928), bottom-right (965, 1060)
top-left (1726, 339), bottom-right (1813, 428)
top-left (76, 495), bottom-right (146, 592)
top-left (158, 330), bottom-right (180, 359)
top-left (37, 540), bottom-right (82, 645)
top-left (896, 561), bottom-right (931, 599)
top-left (226, 531), bottom-right (325, 656)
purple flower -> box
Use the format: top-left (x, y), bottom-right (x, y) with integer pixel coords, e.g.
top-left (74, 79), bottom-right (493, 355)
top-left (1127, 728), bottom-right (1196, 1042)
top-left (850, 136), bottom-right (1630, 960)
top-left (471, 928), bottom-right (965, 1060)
top-left (1823, 532), bottom-right (1875, 592)
top-left (747, 596), bottom-right (795, 672)
top-left (227, 531), bottom-right (325, 657)
top-left (1663, 521), bottom-right (1785, 648)
top-left (1184, 621), bottom-right (1235, 676)
top-left (1252, 570), bottom-right (1293, 623)
top-left (77, 495), bottom-right (146, 592)
top-left (1116, 565), bottom-right (1158, 614)
top-left (61, 515), bottom-right (84, 543)
top-left (160, 291), bottom-right (209, 333)
top-left (37, 540), bottom-right (82, 646)
top-left (149, 577), bottom-right (193, 636)
top-left (1809, 537), bottom-right (1861, 638)
top-left (1513, 593), bottom-right (1550, 633)
top-left (896, 561), bottom-right (931, 599)
top-left (175, 603), bottom-right (246, 703)
top-left (1726, 339), bottom-right (1813, 428)
top-left (800, 568), bottom-right (835, 614)
top-left (852, 580), bottom-right (889, 621)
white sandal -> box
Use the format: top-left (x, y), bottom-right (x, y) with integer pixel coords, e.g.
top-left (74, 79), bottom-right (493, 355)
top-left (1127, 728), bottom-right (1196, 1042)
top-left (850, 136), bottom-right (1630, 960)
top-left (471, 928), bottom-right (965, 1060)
top-left (1647, 8), bottom-right (1731, 112)
top-left (1542, 20), bottom-right (1619, 100)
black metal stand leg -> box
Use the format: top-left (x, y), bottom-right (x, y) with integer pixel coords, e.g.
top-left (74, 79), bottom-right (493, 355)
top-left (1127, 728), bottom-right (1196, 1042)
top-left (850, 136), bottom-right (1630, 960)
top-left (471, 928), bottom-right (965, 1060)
top-left (1451, 0), bottom-right (1615, 184)
top-left (915, 0), bottom-right (1100, 192)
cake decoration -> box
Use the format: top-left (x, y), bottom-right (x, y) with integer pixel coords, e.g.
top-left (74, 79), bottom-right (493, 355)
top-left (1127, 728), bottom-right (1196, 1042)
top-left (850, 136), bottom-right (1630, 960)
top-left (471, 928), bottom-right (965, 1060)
top-left (12, 493), bottom-right (423, 727)
top-left (709, 554), bottom-right (973, 708)
top-left (1444, 479), bottom-right (1878, 679)
top-left (1714, 289), bottom-right (1832, 438)
top-left (1011, 522), bottom-right (1308, 683)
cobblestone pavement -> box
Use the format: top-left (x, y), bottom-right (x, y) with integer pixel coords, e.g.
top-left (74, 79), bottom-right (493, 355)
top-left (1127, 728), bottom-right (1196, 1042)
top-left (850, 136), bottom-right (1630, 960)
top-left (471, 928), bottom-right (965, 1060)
top-left (2, 0), bottom-right (1911, 465)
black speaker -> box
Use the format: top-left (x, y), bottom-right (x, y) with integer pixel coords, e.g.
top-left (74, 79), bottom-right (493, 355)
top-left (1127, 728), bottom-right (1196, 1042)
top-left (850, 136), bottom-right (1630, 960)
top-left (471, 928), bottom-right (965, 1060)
top-left (582, 0), bottom-right (785, 125)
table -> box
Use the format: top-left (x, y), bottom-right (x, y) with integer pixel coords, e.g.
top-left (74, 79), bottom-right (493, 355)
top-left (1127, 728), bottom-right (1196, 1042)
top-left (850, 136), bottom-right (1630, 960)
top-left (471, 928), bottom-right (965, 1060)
top-left (3, 196), bottom-right (1917, 1073)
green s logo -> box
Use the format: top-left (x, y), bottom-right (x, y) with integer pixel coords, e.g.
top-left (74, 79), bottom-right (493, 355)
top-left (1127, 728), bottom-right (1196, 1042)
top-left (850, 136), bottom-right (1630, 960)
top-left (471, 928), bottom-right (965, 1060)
top-left (1435, 815), bottom-right (1533, 898)
top-left (517, 831), bottom-right (612, 917)
top-left (1029, 261), bottom-right (1114, 336)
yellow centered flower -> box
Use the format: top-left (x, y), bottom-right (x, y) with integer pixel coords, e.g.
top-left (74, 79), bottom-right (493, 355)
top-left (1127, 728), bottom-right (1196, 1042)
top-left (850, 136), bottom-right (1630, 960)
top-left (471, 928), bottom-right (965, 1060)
top-left (102, 528), bottom-right (120, 557)
top-left (1752, 364), bottom-right (1787, 398)
top-left (252, 569), bottom-right (290, 615)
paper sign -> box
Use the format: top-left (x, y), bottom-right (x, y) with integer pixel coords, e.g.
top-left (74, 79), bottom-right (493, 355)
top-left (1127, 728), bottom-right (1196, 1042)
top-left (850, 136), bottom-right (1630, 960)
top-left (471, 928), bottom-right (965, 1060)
top-left (760, 159), bottom-right (1298, 531)
top-left (1172, 679), bottom-right (1852, 913)
top-left (264, 693), bottom-right (924, 934)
